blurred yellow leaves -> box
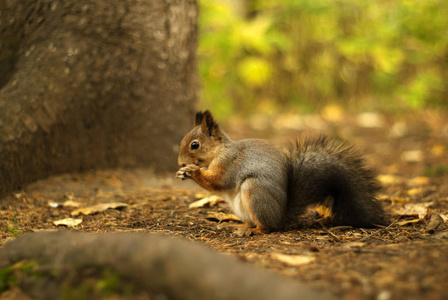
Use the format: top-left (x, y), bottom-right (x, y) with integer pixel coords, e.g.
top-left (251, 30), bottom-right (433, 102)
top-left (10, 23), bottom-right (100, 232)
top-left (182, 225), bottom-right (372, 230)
top-left (431, 144), bottom-right (445, 157)
top-left (321, 104), bottom-right (345, 123)
top-left (199, 0), bottom-right (448, 116)
top-left (233, 16), bottom-right (275, 55)
top-left (237, 57), bottom-right (272, 87)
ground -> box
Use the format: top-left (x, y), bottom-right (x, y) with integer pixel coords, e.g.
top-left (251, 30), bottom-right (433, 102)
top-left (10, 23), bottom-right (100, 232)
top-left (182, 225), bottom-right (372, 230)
top-left (1, 110), bottom-right (448, 300)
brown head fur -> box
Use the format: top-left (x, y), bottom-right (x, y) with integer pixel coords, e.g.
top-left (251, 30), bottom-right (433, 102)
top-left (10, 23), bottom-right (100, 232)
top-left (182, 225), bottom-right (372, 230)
top-left (178, 110), bottom-right (229, 168)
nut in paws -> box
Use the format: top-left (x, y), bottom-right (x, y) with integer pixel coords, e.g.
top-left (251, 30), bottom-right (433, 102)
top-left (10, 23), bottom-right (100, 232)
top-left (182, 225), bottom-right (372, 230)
top-left (176, 170), bottom-right (189, 180)
top-left (176, 165), bottom-right (199, 180)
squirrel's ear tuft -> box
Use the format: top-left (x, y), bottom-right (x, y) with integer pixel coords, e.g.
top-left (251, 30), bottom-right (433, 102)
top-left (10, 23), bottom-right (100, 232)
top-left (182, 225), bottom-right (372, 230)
top-left (194, 111), bottom-right (205, 126)
top-left (201, 110), bottom-right (219, 137)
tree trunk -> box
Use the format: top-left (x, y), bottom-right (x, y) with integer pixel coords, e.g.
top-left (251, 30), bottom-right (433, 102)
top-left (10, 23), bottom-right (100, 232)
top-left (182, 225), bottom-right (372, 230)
top-left (0, 0), bottom-right (198, 198)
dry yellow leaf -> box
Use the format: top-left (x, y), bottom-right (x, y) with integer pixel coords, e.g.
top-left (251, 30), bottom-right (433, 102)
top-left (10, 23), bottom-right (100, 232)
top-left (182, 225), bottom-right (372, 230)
top-left (48, 201), bottom-right (59, 208)
top-left (431, 144), bottom-right (445, 157)
top-left (356, 112), bottom-right (384, 128)
top-left (271, 253), bottom-right (315, 267)
top-left (343, 242), bottom-right (366, 249)
top-left (205, 212), bottom-right (240, 222)
top-left (391, 196), bottom-right (409, 203)
top-left (189, 195), bottom-right (224, 208)
top-left (396, 219), bottom-right (422, 226)
top-left (71, 202), bottom-right (128, 216)
top-left (426, 214), bottom-right (447, 233)
top-left (378, 175), bottom-right (400, 185)
top-left (395, 202), bottom-right (433, 219)
top-left (321, 104), bottom-right (344, 122)
top-left (407, 188), bottom-right (423, 196)
top-left (408, 176), bottom-right (430, 186)
top-left (53, 218), bottom-right (82, 227)
top-left (194, 193), bottom-right (207, 199)
top-left (401, 150), bottom-right (423, 163)
top-left (62, 200), bottom-right (81, 207)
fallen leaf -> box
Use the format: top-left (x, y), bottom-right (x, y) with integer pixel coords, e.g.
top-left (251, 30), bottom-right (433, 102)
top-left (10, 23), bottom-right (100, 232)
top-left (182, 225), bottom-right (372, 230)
top-left (13, 193), bottom-right (24, 199)
top-left (64, 193), bottom-right (75, 200)
top-left (343, 242), bottom-right (366, 248)
top-left (356, 112), bottom-right (384, 128)
top-left (29, 229), bottom-right (59, 233)
top-left (205, 212), bottom-right (240, 222)
top-left (271, 253), bottom-right (315, 267)
top-left (189, 195), bottom-right (224, 208)
top-left (392, 196), bottom-right (409, 202)
top-left (440, 214), bottom-right (448, 222)
top-left (432, 231), bottom-right (448, 240)
top-left (194, 193), bottom-right (207, 199)
top-left (48, 200), bottom-right (82, 208)
top-left (321, 104), bottom-right (344, 122)
top-left (408, 176), bottom-right (430, 186)
top-left (48, 201), bottom-right (59, 208)
top-left (71, 202), bottom-right (128, 216)
top-left (378, 195), bottom-right (409, 202)
top-left (378, 175), bottom-right (400, 185)
top-left (389, 121), bottom-right (408, 138)
top-left (53, 218), bottom-right (82, 227)
top-left (407, 187), bottom-right (423, 197)
top-left (401, 150), bottom-right (423, 163)
top-left (431, 144), bottom-right (445, 157)
top-left (426, 214), bottom-right (447, 234)
top-left (62, 200), bottom-right (81, 207)
top-left (377, 194), bottom-right (390, 201)
top-left (396, 219), bottom-right (422, 226)
top-left (395, 202), bottom-right (433, 219)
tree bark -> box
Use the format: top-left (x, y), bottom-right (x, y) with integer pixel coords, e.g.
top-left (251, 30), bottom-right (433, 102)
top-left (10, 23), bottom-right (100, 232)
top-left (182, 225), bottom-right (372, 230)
top-left (0, 231), bottom-right (337, 300)
top-left (0, 0), bottom-right (198, 198)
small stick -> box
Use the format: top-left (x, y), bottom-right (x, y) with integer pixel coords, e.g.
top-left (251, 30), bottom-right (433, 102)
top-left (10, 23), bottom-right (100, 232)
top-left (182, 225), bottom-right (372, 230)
top-left (328, 226), bottom-right (353, 232)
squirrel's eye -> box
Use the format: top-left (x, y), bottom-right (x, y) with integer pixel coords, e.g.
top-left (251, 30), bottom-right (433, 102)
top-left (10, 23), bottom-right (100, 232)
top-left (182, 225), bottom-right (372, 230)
top-left (191, 141), bottom-right (200, 150)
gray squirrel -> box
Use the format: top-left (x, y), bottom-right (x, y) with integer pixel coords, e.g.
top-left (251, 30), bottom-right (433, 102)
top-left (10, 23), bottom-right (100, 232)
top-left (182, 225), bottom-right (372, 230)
top-left (176, 110), bottom-right (389, 236)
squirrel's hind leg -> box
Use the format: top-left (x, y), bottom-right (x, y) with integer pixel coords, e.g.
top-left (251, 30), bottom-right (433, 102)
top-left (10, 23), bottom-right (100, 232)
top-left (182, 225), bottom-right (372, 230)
top-left (221, 179), bottom-right (271, 236)
top-left (240, 178), bottom-right (286, 233)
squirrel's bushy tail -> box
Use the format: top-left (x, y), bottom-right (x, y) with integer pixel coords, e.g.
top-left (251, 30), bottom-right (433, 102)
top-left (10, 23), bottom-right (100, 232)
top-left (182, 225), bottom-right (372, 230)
top-left (284, 135), bottom-right (389, 228)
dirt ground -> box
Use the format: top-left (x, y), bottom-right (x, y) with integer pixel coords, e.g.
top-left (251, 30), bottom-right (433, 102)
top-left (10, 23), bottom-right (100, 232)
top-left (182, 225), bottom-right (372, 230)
top-left (1, 110), bottom-right (448, 300)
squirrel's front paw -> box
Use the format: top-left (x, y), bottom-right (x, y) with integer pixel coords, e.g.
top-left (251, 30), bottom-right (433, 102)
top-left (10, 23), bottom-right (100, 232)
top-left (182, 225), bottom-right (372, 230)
top-left (176, 164), bottom-right (199, 180)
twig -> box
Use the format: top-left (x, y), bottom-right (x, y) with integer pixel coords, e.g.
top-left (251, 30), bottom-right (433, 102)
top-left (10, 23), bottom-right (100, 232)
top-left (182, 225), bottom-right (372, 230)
top-left (326, 229), bottom-right (342, 242)
top-left (319, 222), bottom-right (342, 242)
top-left (351, 248), bottom-right (399, 255)
top-left (358, 220), bottom-right (397, 242)
top-left (328, 226), bottom-right (353, 232)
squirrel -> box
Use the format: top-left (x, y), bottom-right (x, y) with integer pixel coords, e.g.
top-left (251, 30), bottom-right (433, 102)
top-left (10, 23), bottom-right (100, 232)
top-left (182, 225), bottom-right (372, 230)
top-left (176, 110), bottom-right (389, 236)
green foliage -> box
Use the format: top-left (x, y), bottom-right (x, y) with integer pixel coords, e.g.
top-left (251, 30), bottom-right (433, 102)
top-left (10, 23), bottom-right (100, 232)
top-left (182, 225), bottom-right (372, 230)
top-left (198, 0), bottom-right (448, 116)
top-left (5, 218), bottom-right (23, 238)
top-left (0, 267), bottom-right (16, 292)
top-left (0, 261), bottom-right (39, 292)
top-left (425, 165), bottom-right (448, 177)
top-left (63, 268), bottom-right (134, 299)
top-left (96, 269), bottom-right (122, 296)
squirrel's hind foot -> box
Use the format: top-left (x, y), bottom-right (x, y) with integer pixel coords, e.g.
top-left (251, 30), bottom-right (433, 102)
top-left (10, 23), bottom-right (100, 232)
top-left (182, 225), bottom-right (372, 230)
top-left (217, 222), bottom-right (268, 237)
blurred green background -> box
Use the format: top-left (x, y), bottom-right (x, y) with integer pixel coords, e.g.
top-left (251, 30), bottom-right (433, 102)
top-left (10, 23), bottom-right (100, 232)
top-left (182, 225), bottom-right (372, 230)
top-left (198, 0), bottom-right (448, 118)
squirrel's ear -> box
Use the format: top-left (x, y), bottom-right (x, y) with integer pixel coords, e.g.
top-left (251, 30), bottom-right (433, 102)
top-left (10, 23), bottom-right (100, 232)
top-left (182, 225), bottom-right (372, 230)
top-left (194, 111), bottom-right (204, 127)
top-left (201, 110), bottom-right (219, 137)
